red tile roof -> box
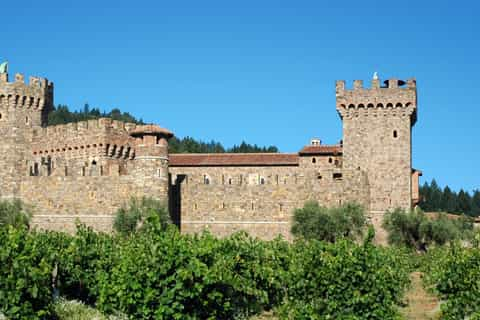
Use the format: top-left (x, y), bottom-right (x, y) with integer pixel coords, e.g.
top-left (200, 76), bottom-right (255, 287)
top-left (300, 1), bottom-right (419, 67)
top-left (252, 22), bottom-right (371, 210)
top-left (130, 124), bottom-right (174, 138)
top-left (298, 145), bottom-right (342, 155)
top-left (169, 153), bottom-right (299, 167)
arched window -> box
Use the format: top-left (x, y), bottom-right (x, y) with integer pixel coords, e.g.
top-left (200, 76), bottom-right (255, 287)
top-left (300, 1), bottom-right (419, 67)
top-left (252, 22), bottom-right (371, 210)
top-left (328, 157), bottom-right (333, 163)
top-left (393, 130), bottom-right (398, 138)
top-left (312, 157), bottom-right (316, 164)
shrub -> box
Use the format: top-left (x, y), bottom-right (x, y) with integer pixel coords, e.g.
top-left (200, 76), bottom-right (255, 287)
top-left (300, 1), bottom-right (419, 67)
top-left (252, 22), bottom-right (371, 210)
top-left (95, 228), bottom-right (290, 319)
top-left (0, 227), bottom-right (56, 319)
top-left (0, 199), bottom-right (31, 229)
top-left (291, 201), bottom-right (366, 242)
top-left (424, 245), bottom-right (480, 319)
top-left (113, 197), bottom-right (171, 235)
top-left (382, 208), bottom-right (474, 251)
top-left (277, 236), bottom-right (410, 319)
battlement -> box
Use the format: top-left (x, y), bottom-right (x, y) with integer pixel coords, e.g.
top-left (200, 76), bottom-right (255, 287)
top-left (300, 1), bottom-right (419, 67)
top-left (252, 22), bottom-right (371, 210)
top-left (335, 77), bottom-right (417, 124)
top-left (32, 118), bottom-right (138, 137)
top-left (0, 72), bottom-right (53, 111)
top-left (336, 78), bottom-right (416, 92)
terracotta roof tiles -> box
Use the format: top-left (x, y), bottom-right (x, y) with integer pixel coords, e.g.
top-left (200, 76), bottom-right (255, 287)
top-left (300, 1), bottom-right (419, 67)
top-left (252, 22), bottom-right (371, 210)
top-left (169, 153), bottom-right (299, 167)
top-left (298, 145), bottom-right (342, 155)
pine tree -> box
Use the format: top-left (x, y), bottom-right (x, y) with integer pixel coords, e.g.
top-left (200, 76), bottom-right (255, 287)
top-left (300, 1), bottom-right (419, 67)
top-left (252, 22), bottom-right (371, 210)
top-left (457, 189), bottom-right (473, 216)
top-left (442, 186), bottom-right (457, 213)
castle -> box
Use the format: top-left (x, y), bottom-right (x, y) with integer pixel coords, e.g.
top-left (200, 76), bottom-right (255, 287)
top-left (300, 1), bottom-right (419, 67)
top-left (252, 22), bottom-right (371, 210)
top-left (0, 67), bottom-right (421, 240)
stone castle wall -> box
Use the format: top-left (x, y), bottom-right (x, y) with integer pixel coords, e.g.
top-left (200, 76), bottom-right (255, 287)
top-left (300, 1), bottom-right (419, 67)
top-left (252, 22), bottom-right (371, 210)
top-left (0, 69), bottom-right (419, 241)
top-left (170, 165), bottom-right (369, 239)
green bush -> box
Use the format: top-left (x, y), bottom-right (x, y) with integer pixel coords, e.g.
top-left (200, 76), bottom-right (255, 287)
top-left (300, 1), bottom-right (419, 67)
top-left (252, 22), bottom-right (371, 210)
top-left (423, 245), bottom-right (480, 319)
top-left (113, 197), bottom-right (171, 235)
top-left (277, 236), bottom-right (410, 319)
top-left (0, 199), bottom-right (31, 229)
top-left (382, 209), bottom-right (474, 251)
top-left (95, 228), bottom-right (289, 319)
top-left (291, 201), bottom-right (366, 242)
top-left (0, 227), bottom-right (55, 319)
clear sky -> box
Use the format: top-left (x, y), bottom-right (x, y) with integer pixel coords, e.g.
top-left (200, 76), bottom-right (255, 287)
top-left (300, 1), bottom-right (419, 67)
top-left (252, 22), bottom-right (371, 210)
top-left (1, 0), bottom-right (478, 192)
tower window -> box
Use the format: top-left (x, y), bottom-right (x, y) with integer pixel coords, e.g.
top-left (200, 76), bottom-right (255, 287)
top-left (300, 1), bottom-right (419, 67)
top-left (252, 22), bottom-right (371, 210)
top-left (203, 175), bottom-right (210, 185)
top-left (393, 130), bottom-right (398, 138)
top-left (333, 173), bottom-right (343, 180)
top-left (312, 157), bottom-right (316, 163)
top-left (260, 177), bottom-right (265, 185)
top-left (328, 157), bottom-right (333, 163)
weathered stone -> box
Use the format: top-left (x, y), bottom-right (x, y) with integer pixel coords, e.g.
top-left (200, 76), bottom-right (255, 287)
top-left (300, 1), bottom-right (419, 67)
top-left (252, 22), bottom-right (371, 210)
top-left (0, 69), bottom-right (420, 241)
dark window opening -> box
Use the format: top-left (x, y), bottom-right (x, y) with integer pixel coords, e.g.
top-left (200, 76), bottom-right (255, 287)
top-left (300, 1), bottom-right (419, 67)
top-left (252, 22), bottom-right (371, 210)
top-left (228, 178), bottom-right (232, 185)
top-left (393, 130), bottom-right (398, 138)
top-left (312, 157), bottom-right (316, 163)
top-left (333, 173), bottom-right (343, 180)
top-left (317, 174), bottom-right (322, 180)
top-left (260, 177), bottom-right (265, 185)
top-left (203, 175), bottom-right (210, 185)
top-left (328, 157), bottom-right (333, 163)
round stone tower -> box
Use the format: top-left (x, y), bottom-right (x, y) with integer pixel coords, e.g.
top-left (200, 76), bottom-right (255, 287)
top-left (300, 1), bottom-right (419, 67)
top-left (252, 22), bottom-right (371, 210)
top-left (129, 124), bottom-right (174, 204)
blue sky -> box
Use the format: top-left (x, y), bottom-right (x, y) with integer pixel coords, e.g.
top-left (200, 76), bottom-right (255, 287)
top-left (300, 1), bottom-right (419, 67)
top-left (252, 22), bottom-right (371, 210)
top-left (1, 0), bottom-right (478, 192)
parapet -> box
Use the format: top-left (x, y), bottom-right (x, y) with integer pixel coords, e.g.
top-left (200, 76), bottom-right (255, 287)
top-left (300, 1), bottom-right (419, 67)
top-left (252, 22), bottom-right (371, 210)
top-left (32, 118), bottom-right (139, 139)
top-left (0, 72), bottom-right (54, 110)
top-left (335, 76), bottom-right (417, 124)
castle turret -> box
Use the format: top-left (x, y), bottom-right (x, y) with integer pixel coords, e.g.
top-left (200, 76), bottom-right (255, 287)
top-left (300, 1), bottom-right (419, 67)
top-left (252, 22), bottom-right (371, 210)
top-left (0, 68), bottom-right (54, 198)
top-left (336, 77), bottom-right (417, 213)
top-left (129, 124), bottom-right (174, 204)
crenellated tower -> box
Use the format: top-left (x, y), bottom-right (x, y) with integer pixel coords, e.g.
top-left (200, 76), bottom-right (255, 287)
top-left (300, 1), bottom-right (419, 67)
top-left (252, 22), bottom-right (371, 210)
top-left (336, 77), bottom-right (417, 213)
top-left (0, 70), bottom-right (54, 198)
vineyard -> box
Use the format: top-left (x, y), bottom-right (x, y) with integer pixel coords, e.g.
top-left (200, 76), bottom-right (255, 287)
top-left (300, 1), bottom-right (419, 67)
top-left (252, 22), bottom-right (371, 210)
top-left (1, 208), bottom-right (480, 319)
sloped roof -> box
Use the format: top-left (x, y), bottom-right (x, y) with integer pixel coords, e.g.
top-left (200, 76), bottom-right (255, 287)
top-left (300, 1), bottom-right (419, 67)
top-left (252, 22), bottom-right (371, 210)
top-left (130, 124), bottom-right (174, 138)
top-left (169, 153), bottom-right (299, 167)
top-left (298, 145), bottom-right (342, 155)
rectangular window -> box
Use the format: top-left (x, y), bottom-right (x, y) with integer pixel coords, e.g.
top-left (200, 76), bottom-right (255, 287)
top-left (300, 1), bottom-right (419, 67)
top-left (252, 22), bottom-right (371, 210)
top-left (333, 173), bottom-right (343, 180)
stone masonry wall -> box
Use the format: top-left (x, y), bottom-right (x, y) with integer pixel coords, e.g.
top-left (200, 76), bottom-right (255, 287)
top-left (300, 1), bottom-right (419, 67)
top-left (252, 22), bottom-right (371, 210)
top-left (20, 173), bottom-right (168, 233)
top-left (170, 165), bottom-right (369, 240)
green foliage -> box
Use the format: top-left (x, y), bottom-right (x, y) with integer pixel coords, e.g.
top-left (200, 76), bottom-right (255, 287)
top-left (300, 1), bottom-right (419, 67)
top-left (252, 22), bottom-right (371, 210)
top-left (168, 137), bottom-right (278, 154)
top-left (48, 104), bottom-right (143, 126)
top-left (277, 239), bottom-right (410, 319)
top-left (291, 201), bottom-right (366, 242)
top-left (95, 229), bottom-right (289, 319)
top-left (422, 245), bottom-right (480, 319)
top-left (0, 199), bottom-right (31, 228)
top-left (382, 208), bottom-right (474, 251)
top-left (113, 197), bottom-right (171, 235)
top-left (419, 179), bottom-right (480, 216)
top-left (0, 227), bottom-right (56, 319)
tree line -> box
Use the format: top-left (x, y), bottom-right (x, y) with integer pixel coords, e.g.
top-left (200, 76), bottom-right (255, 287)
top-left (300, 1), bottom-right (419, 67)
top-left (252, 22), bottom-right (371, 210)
top-left (47, 104), bottom-right (278, 154)
top-left (419, 179), bottom-right (480, 216)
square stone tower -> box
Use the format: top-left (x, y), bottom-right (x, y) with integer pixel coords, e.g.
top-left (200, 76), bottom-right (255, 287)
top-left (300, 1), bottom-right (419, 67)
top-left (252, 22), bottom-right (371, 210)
top-left (336, 77), bottom-right (417, 213)
top-left (0, 72), bottom-right (54, 198)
